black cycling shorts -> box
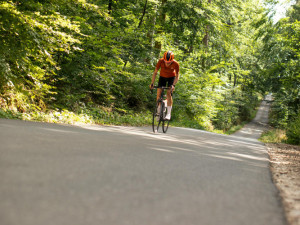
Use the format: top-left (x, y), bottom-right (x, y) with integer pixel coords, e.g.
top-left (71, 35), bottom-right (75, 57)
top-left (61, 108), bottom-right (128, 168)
top-left (158, 76), bottom-right (175, 88)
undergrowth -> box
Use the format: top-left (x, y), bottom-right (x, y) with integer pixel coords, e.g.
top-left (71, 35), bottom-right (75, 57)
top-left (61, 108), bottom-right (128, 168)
top-left (260, 129), bottom-right (288, 143)
top-left (0, 95), bottom-right (261, 134)
top-left (0, 108), bottom-right (153, 126)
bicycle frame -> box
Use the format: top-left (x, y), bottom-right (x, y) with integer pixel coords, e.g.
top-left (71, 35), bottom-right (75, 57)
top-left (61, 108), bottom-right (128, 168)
top-left (151, 86), bottom-right (172, 133)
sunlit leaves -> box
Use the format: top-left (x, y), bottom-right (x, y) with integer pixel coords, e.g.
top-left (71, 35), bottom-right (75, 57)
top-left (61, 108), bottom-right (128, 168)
top-left (0, 0), bottom-right (83, 108)
top-left (2, 0), bottom-right (296, 133)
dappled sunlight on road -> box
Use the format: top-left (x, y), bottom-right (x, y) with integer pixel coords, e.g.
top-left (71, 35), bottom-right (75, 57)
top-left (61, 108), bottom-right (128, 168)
top-left (0, 97), bottom-right (285, 225)
top-left (228, 152), bottom-right (268, 161)
top-left (77, 124), bottom-right (269, 169)
top-left (38, 127), bottom-right (79, 134)
top-left (150, 147), bottom-right (175, 153)
top-left (201, 153), bottom-right (244, 162)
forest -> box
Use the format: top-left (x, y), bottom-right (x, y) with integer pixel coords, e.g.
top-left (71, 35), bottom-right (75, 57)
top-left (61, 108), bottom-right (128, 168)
top-left (0, 0), bottom-right (299, 144)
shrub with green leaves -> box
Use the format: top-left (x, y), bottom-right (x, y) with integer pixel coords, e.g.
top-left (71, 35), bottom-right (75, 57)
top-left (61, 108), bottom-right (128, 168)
top-left (286, 113), bottom-right (300, 145)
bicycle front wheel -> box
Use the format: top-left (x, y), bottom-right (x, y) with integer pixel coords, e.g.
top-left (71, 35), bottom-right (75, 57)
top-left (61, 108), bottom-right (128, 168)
top-left (152, 102), bottom-right (162, 133)
top-left (162, 120), bottom-right (170, 133)
top-left (162, 104), bottom-right (170, 133)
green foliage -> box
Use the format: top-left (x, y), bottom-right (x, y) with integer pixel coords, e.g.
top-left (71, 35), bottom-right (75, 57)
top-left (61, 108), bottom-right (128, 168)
top-left (224, 122), bottom-right (249, 135)
top-left (286, 112), bottom-right (300, 145)
top-left (269, 99), bottom-right (289, 127)
top-left (0, 0), bottom-right (82, 108)
top-left (259, 1), bottom-right (300, 142)
top-left (1, 0), bottom-right (298, 137)
top-left (0, 108), bottom-right (22, 120)
top-left (0, 107), bottom-right (152, 126)
top-left (212, 89), bottom-right (260, 131)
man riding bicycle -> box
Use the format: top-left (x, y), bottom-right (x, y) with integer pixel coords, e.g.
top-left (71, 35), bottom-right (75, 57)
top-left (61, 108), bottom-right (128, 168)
top-left (150, 51), bottom-right (180, 120)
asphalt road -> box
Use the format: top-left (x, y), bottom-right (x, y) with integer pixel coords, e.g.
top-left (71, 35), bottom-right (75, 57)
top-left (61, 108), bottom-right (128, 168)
top-left (0, 102), bottom-right (286, 225)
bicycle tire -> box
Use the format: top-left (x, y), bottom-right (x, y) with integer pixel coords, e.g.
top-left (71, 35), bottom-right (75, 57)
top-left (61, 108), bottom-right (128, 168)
top-left (162, 103), bottom-right (170, 133)
top-left (162, 120), bottom-right (170, 133)
top-left (152, 101), bottom-right (162, 133)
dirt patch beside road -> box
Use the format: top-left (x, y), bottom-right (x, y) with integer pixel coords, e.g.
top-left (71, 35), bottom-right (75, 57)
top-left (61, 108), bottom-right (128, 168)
top-left (267, 143), bottom-right (300, 225)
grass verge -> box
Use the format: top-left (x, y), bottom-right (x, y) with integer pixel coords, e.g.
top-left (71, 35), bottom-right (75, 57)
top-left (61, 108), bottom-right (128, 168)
top-left (0, 108), bottom-right (153, 126)
top-left (0, 105), bottom-right (260, 135)
top-left (260, 129), bottom-right (287, 143)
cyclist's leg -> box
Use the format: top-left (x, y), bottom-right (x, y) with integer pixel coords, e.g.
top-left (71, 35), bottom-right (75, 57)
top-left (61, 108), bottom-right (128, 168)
top-left (156, 88), bottom-right (162, 102)
top-left (157, 76), bottom-right (167, 110)
top-left (165, 91), bottom-right (172, 120)
top-left (165, 77), bottom-right (175, 120)
top-left (166, 89), bottom-right (173, 106)
top-left (166, 76), bottom-right (175, 106)
top-left (156, 88), bottom-right (162, 116)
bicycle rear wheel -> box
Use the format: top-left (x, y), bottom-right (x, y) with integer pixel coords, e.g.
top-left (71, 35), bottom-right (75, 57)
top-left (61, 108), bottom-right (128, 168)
top-left (152, 102), bottom-right (162, 133)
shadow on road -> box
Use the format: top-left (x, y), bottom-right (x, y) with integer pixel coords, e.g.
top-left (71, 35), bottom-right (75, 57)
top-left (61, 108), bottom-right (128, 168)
top-left (76, 123), bottom-right (269, 170)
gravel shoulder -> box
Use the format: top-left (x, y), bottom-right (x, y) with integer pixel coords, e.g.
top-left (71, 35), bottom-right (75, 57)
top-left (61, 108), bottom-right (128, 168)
top-left (267, 143), bottom-right (300, 225)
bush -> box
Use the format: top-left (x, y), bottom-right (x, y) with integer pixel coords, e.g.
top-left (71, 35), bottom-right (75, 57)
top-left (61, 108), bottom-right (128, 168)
top-left (286, 113), bottom-right (300, 145)
top-left (212, 90), bottom-right (260, 131)
top-left (0, 109), bottom-right (22, 119)
top-left (269, 100), bottom-right (289, 128)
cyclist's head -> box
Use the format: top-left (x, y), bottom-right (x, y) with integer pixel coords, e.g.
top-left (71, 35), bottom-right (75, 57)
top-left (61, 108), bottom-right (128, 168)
top-left (163, 51), bottom-right (174, 62)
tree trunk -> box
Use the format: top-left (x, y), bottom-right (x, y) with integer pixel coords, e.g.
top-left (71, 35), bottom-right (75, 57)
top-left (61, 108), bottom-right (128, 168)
top-left (149, 4), bottom-right (158, 50)
top-left (160, 0), bottom-right (167, 22)
top-left (202, 0), bottom-right (211, 68)
top-left (202, 0), bottom-right (211, 46)
top-left (234, 74), bottom-right (237, 86)
top-left (153, 0), bottom-right (167, 57)
top-left (138, 0), bottom-right (148, 28)
top-left (124, 0), bottom-right (149, 69)
top-left (108, 0), bottom-right (112, 14)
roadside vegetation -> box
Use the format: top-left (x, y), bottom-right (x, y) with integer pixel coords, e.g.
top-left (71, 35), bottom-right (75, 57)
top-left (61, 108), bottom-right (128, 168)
top-left (0, 0), bottom-right (299, 140)
top-left (260, 129), bottom-right (288, 143)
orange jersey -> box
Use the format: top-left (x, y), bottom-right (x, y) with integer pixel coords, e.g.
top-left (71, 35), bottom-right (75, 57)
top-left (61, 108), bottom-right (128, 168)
top-left (155, 59), bottom-right (179, 78)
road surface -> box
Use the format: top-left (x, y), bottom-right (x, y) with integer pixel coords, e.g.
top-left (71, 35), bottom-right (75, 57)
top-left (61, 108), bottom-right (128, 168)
top-left (0, 100), bottom-right (286, 225)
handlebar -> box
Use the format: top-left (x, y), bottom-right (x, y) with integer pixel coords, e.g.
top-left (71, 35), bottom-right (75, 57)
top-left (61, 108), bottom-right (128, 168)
top-left (152, 86), bottom-right (171, 90)
top-left (150, 86), bottom-right (173, 95)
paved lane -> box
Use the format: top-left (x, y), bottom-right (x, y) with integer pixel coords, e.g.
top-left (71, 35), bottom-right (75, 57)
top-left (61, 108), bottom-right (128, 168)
top-left (0, 117), bottom-right (286, 225)
top-left (233, 96), bottom-right (271, 140)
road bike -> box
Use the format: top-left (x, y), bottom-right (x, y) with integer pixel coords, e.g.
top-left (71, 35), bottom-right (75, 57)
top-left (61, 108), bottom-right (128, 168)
top-left (151, 86), bottom-right (172, 133)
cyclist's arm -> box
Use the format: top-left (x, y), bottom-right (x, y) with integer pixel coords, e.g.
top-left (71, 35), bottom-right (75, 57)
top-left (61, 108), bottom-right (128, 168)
top-left (171, 65), bottom-right (179, 90)
top-left (173, 72), bottom-right (179, 86)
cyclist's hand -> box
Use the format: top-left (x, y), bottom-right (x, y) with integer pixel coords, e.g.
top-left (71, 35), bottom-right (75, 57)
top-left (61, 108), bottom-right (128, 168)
top-left (149, 83), bottom-right (154, 90)
top-left (171, 85), bottom-right (175, 91)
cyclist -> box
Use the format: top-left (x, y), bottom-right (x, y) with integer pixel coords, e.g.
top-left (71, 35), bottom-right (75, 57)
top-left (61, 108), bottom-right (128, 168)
top-left (150, 51), bottom-right (180, 120)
